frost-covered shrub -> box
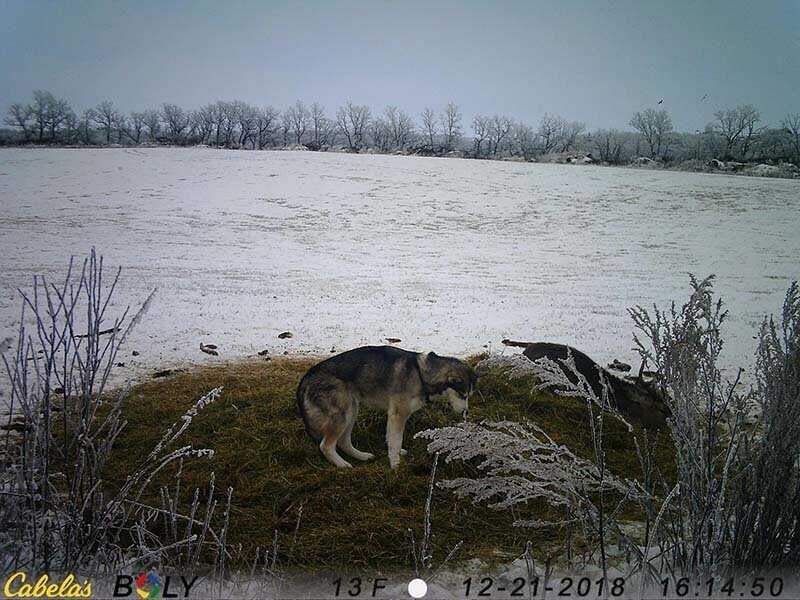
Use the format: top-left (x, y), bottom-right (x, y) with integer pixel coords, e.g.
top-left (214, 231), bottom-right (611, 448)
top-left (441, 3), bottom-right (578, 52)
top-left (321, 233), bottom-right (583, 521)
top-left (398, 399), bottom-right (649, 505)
top-left (416, 377), bottom-right (651, 576)
top-left (420, 276), bottom-right (800, 579)
top-left (629, 276), bottom-right (800, 576)
top-left (729, 282), bottom-right (800, 568)
top-left (629, 275), bottom-right (745, 577)
top-left (0, 251), bottom-right (223, 577)
top-left (417, 420), bottom-right (637, 525)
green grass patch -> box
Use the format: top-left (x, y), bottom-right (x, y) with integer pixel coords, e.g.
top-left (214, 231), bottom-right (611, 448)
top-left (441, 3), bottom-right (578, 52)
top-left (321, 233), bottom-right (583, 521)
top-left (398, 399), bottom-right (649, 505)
top-left (105, 355), bottom-right (674, 573)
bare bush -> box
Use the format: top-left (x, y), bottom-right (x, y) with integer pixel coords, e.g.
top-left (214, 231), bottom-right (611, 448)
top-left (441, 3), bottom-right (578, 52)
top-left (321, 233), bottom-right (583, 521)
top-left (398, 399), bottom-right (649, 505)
top-left (416, 414), bottom-right (648, 580)
top-left (632, 277), bottom-right (800, 576)
top-left (419, 276), bottom-right (800, 582)
top-left (0, 251), bottom-right (223, 577)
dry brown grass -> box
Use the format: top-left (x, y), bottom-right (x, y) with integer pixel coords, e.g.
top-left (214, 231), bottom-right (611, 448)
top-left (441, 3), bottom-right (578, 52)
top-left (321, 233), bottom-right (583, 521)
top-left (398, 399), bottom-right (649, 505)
top-left (104, 354), bottom-right (674, 573)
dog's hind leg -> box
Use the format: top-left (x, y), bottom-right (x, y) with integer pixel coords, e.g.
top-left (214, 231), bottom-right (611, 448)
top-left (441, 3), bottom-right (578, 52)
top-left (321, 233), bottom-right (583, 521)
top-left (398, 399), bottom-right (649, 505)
top-left (338, 404), bottom-right (375, 461)
top-left (320, 436), bottom-right (352, 468)
top-left (319, 420), bottom-right (353, 469)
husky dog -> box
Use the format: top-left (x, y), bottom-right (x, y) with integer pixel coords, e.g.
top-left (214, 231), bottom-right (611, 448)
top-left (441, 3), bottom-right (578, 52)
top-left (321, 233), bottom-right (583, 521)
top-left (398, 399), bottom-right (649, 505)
top-left (297, 346), bottom-right (479, 469)
top-left (502, 339), bottom-right (670, 429)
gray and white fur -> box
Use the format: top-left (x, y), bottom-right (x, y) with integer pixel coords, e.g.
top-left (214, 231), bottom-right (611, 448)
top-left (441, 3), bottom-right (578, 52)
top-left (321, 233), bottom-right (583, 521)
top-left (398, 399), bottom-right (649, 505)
top-left (297, 345), bottom-right (478, 469)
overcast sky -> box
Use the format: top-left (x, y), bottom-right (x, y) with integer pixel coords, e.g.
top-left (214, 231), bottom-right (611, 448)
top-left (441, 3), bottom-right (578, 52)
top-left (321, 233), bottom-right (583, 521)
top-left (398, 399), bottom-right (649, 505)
top-left (1, 0), bottom-right (798, 132)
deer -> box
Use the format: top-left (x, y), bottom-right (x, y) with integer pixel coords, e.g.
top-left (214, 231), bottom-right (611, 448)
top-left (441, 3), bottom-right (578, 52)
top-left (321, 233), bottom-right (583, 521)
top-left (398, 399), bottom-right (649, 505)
top-left (502, 339), bottom-right (670, 429)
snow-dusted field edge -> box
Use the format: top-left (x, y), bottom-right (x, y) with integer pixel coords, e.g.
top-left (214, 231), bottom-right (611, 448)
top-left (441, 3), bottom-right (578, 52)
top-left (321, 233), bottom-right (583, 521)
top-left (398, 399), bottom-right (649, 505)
top-left (1, 147), bottom-right (798, 388)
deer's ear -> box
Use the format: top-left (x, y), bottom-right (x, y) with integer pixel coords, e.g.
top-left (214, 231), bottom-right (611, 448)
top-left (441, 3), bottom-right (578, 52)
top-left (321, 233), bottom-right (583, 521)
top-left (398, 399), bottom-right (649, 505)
top-left (637, 358), bottom-right (647, 382)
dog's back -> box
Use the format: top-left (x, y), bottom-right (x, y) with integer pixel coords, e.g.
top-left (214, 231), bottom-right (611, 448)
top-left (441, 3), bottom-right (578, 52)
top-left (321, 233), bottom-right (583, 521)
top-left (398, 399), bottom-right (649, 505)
top-left (297, 346), bottom-right (422, 442)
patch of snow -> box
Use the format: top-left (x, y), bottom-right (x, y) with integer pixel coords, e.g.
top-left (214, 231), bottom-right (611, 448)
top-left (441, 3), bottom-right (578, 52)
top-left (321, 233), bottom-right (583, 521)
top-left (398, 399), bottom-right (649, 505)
top-left (0, 148), bottom-right (798, 392)
top-left (751, 163), bottom-right (781, 177)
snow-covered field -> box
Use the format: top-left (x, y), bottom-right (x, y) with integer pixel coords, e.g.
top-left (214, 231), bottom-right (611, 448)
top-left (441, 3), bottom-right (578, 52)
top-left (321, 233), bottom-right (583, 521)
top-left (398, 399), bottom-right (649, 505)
top-left (1, 147), bottom-right (798, 386)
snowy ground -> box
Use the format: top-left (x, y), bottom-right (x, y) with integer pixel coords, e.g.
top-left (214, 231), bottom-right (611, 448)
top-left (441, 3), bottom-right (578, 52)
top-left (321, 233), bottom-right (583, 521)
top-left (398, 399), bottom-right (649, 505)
top-left (1, 147), bottom-right (798, 390)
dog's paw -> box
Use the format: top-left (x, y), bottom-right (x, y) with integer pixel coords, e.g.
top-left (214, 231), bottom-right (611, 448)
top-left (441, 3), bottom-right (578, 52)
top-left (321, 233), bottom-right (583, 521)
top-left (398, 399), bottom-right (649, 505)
top-left (341, 461), bottom-right (353, 469)
top-left (357, 452), bottom-right (375, 461)
top-left (399, 449), bottom-right (408, 456)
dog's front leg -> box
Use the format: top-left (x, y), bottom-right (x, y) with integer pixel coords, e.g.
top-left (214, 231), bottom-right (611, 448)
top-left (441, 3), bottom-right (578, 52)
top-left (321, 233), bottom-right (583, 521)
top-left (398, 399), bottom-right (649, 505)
top-left (386, 410), bottom-right (410, 469)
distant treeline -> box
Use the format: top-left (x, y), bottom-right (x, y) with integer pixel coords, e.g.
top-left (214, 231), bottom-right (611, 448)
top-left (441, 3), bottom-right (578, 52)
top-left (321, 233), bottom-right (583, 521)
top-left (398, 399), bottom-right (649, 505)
top-left (3, 90), bottom-right (800, 166)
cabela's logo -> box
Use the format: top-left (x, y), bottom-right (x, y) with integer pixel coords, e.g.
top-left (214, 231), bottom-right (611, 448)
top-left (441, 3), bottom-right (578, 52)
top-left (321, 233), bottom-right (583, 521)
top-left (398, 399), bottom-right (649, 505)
top-left (2, 573), bottom-right (92, 598)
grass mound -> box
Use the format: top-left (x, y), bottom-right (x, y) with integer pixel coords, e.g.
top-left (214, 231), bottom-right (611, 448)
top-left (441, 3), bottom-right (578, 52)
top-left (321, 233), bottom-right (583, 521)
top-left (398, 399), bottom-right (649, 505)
top-left (107, 355), bottom-right (674, 572)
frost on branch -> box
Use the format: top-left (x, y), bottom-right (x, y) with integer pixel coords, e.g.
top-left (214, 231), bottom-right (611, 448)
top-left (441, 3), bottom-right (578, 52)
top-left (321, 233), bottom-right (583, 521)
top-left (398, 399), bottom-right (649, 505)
top-left (415, 420), bottom-right (638, 527)
top-left (0, 251), bottom-right (225, 577)
top-left (476, 352), bottom-right (632, 430)
top-left (475, 354), bottom-right (539, 379)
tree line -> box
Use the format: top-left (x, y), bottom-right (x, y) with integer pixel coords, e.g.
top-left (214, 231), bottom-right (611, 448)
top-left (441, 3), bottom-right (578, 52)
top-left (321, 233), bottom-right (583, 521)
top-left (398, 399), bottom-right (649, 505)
top-left (3, 90), bottom-right (799, 166)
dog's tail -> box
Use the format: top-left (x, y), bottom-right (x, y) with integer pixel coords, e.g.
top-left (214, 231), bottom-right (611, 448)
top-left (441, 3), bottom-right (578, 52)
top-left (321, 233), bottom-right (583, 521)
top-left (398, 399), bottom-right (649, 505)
top-left (501, 338), bottom-right (534, 348)
top-left (296, 374), bottom-right (322, 443)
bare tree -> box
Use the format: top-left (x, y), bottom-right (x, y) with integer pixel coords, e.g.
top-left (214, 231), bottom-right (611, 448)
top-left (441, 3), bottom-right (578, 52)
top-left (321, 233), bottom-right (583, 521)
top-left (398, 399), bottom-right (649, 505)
top-left (286, 100), bottom-right (310, 145)
top-left (280, 111), bottom-right (292, 147)
top-left (28, 90), bottom-right (56, 141)
top-left (256, 106), bottom-right (280, 149)
top-left (440, 102), bottom-right (462, 152)
top-left (162, 103), bottom-right (190, 144)
top-left (382, 106), bottom-right (415, 150)
top-left (472, 115), bottom-right (490, 157)
top-left (750, 127), bottom-right (790, 163)
top-left (558, 120), bottom-right (586, 153)
top-left (93, 101), bottom-right (119, 144)
top-left (782, 113), bottom-right (800, 162)
top-left (421, 107), bottom-right (437, 152)
top-left (77, 109), bottom-right (95, 145)
top-left (237, 103), bottom-right (259, 148)
top-left (220, 101), bottom-right (240, 146)
top-left (396, 110), bottom-right (415, 149)
top-left (336, 102), bottom-right (371, 151)
top-left (594, 129), bottom-right (627, 164)
top-left (488, 115), bottom-right (513, 155)
top-left (384, 106), bottom-right (400, 149)
top-left (309, 102), bottom-right (331, 150)
top-left (536, 114), bottom-right (565, 156)
top-left (512, 122), bottom-right (536, 160)
top-left (629, 108), bottom-right (673, 158)
top-left (142, 109), bottom-right (161, 142)
top-left (45, 97), bottom-right (73, 142)
top-left (193, 105), bottom-right (216, 145)
top-left (122, 112), bottom-right (147, 144)
top-left (113, 112), bottom-right (129, 144)
top-left (61, 110), bottom-right (79, 144)
top-left (711, 105), bottom-right (761, 160)
top-left (210, 102), bottom-right (226, 146)
top-left (370, 117), bottom-right (390, 152)
top-left (4, 103), bottom-right (33, 141)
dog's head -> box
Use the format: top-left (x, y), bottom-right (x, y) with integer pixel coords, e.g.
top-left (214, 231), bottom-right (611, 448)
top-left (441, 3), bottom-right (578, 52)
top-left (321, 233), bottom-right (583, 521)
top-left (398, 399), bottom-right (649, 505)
top-left (418, 352), bottom-right (480, 417)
